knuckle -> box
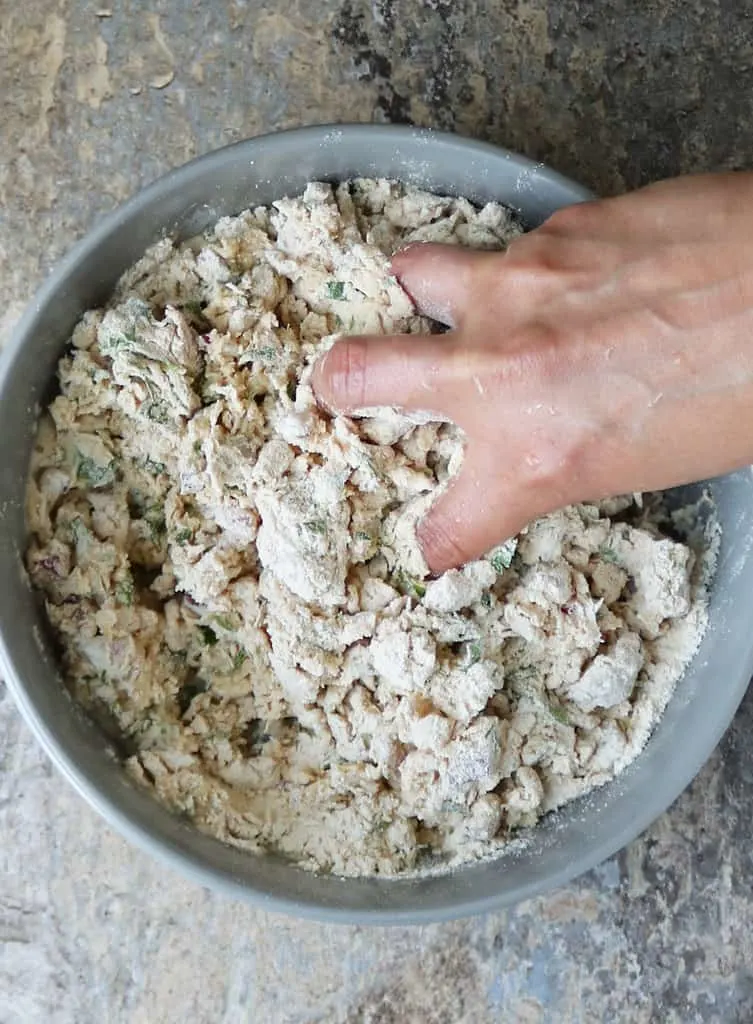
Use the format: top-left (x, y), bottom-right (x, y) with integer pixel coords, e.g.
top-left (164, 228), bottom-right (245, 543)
top-left (326, 338), bottom-right (370, 409)
top-left (418, 507), bottom-right (473, 572)
top-left (505, 232), bottom-right (548, 267)
top-left (542, 199), bottom-right (593, 235)
top-left (500, 322), bottom-right (566, 386)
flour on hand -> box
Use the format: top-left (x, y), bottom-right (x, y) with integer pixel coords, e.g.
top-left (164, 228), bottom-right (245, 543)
top-left (25, 180), bottom-right (711, 876)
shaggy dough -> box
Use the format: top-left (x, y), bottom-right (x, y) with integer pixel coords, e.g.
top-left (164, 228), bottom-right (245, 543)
top-left (25, 180), bottom-right (709, 876)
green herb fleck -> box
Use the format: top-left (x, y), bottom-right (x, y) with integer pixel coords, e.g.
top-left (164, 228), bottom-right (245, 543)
top-left (489, 539), bottom-right (517, 573)
top-left (481, 591), bottom-right (492, 609)
top-left (69, 517), bottom-right (89, 545)
top-left (181, 299), bottom-right (206, 319)
top-left (394, 570), bottom-right (426, 600)
top-left (102, 325), bottom-right (139, 354)
top-left (232, 647), bottom-right (248, 671)
top-left (599, 547), bottom-right (621, 566)
top-left (198, 625), bottom-right (219, 647)
top-left (549, 703), bottom-right (570, 726)
top-left (303, 519), bottom-right (327, 536)
top-left (140, 456), bottom-right (166, 477)
top-left (213, 614), bottom-right (236, 632)
top-left (467, 642), bottom-right (482, 666)
top-left (193, 440), bottom-right (203, 454)
top-left (143, 504), bottom-right (166, 541)
top-left (327, 280), bottom-right (346, 300)
top-left (145, 400), bottom-right (169, 424)
top-left (286, 379), bottom-right (298, 402)
top-left (76, 455), bottom-right (116, 489)
top-left (248, 345), bottom-right (278, 363)
top-left (115, 574), bottom-right (135, 606)
top-left (174, 527), bottom-right (193, 545)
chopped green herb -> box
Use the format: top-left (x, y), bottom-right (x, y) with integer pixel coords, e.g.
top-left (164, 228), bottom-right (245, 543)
top-left (193, 440), bottom-right (203, 454)
top-left (481, 591), bottom-right (493, 609)
top-left (549, 703), bottom-right (570, 726)
top-left (139, 456), bottom-right (166, 477)
top-left (198, 625), bottom-right (219, 647)
top-left (213, 614), bottom-right (236, 632)
top-left (466, 642), bottom-right (482, 666)
top-left (145, 400), bottom-right (169, 424)
top-left (144, 504), bottom-right (166, 529)
top-left (354, 531), bottom-right (373, 542)
top-left (76, 455), bottom-right (116, 489)
top-left (174, 527), bottom-right (193, 545)
top-left (115, 574), bottom-right (135, 606)
top-left (286, 379), bottom-right (298, 402)
top-left (327, 280), bottom-right (346, 300)
top-left (303, 519), bottom-right (328, 535)
top-left (143, 504), bottom-right (166, 542)
top-left (599, 547), bottom-right (621, 566)
top-left (394, 570), bottom-right (426, 600)
top-left (232, 647), bottom-right (248, 671)
top-left (102, 325), bottom-right (139, 354)
top-left (181, 300), bottom-right (206, 318)
top-left (69, 517), bottom-right (90, 546)
top-left (247, 345), bottom-right (278, 363)
top-left (489, 538), bottom-right (517, 573)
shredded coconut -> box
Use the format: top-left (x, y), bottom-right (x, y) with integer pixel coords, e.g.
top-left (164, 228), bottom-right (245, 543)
top-left (25, 179), bottom-right (712, 877)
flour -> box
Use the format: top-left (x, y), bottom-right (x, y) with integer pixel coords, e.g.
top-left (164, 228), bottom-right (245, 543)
top-left (24, 180), bottom-right (711, 877)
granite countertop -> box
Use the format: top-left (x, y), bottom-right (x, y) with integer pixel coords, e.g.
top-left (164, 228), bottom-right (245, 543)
top-left (3, 1), bottom-right (753, 1021)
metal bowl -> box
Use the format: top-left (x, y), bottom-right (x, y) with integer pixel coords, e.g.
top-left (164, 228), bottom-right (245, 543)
top-left (2, 124), bottom-right (752, 924)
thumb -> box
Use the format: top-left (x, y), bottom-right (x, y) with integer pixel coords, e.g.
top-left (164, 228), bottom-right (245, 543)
top-left (391, 243), bottom-right (495, 327)
top-left (417, 451), bottom-right (532, 573)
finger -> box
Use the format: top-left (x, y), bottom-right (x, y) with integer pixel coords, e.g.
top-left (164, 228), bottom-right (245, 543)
top-left (391, 243), bottom-right (497, 327)
top-left (311, 333), bottom-right (456, 417)
top-left (542, 173), bottom-right (753, 245)
top-left (504, 227), bottom-right (645, 276)
top-left (417, 453), bottom-right (533, 573)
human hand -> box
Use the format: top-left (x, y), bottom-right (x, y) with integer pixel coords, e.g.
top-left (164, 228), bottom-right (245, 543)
top-left (312, 173), bottom-right (753, 572)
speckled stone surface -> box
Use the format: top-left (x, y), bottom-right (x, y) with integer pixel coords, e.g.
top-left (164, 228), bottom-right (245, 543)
top-left (3, 2), bottom-right (753, 1021)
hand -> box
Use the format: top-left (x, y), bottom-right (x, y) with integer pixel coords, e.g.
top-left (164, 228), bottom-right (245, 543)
top-left (312, 173), bottom-right (753, 572)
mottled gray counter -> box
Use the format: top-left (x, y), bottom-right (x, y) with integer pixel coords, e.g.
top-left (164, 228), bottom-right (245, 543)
top-left (2, 1), bottom-right (753, 1020)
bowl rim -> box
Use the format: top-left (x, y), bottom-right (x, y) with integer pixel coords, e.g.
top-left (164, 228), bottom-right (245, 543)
top-left (2, 123), bottom-right (749, 925)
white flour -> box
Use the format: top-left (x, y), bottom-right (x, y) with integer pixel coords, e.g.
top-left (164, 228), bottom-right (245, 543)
top-left (25, 180), bottom-right (711, 876)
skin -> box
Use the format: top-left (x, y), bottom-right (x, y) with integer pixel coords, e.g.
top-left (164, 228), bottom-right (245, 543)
top-left (312, 172), bottom-right (753, 573)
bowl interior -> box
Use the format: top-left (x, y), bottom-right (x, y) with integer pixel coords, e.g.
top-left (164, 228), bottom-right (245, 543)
top-left (1, 125), bottom-right (752, 924)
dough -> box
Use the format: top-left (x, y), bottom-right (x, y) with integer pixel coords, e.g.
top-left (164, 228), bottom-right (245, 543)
top-left (25, 180), bottom-right (710, 877)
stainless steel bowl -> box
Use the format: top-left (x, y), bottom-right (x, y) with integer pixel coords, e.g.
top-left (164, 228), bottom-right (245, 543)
top-left (2, 124), bottom-right (752, 924)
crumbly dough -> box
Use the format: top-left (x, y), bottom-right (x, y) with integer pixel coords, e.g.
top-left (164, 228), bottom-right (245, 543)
top-left (25, 180), bottom-right (709, 877)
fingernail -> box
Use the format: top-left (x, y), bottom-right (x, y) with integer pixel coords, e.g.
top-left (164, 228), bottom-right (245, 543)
top-left (311, 350), bottom-right (337, 414)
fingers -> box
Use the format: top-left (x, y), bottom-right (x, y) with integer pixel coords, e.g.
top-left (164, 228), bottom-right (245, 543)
top-left (542, 173), bottom-right (753, 246)
top-left (504, 228), bottom-right (641, 276)
top-left (311, 333), bottom-right (455, 417)
top-left (391, 243), bottom-right (497, 327)
top-left (417, 452), bottom-right (532, 574)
